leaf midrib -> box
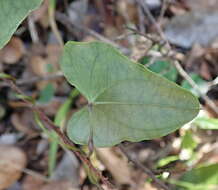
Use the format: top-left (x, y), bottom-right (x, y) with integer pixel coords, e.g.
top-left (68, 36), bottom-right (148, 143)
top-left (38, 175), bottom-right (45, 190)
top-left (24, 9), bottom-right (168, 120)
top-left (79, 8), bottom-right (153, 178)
top-left (94, 101), bottom-right (199, 110)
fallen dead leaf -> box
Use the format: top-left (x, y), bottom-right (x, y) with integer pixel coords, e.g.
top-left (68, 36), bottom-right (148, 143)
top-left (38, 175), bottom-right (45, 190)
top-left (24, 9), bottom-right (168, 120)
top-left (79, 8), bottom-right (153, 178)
top-left (11, 109), bottom-right (38, 136)
top-left (22, 175), bottom-right (45, 190)
top-left (96, 148), bottom-right (133, 185)
top-left (31, 0), bottom-right (49, 28)
top-left (144, 183), bottom-right (159, 190)
top-left (30, 55), bottom-right (48, 76)
top-left (116, 0), bottom-right (138, 24)
top-left (168, 3), bottom-right (187, 16)
top-left (45, 44), bottom-right (62, 70)
top-left (0, 37), bottom-right (25, 64)
top-left (185, 0), bottom-right (218, 11)
top-left (39, 180), bottom-right (76, 190)
top-left (0, 145), bottom-right (27, 190)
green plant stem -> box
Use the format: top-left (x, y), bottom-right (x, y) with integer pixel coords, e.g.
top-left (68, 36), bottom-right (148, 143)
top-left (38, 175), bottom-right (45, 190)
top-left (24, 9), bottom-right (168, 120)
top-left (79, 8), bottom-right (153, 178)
top-left (48, 0), bottom-right (64, 47)
top-left (48, 89), bottom-right (80, 177)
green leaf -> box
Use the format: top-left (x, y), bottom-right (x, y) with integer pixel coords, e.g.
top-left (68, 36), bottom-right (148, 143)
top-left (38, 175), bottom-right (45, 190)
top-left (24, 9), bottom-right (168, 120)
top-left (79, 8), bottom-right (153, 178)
top-left (54, 89), bottom-right (80, 126)
top-left (0, 72), bottom-right (16, 80)
top-left (0, 0), bottom-right (42, 49)
top-left (60, 41), bottom-right (199, 147)
top-left (157, 155), bottom-right (179, 168)
top-left (48, 89), bottom-right (79, 176)
top-left (38, 83), bottom-right (55, 103)
top-left (181, 131), bottom-right (198, 150)
top-left (194, 117), bottom-right (218, 130)
top-left (140, 56), bottom-right (178, 82)
top-left (176, 164), bottom-right (218, 190)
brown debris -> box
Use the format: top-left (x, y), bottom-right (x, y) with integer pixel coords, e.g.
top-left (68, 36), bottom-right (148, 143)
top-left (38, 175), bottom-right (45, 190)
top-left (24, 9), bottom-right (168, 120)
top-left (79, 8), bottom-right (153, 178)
top-left (0, 37), bottom-right (25, 64)
top-left (0, 145), bottom-right (27, 190)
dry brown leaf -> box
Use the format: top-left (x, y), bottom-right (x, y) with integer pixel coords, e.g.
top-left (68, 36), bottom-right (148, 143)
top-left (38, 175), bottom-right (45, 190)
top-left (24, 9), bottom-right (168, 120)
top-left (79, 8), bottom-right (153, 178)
top-left (11, 109), bottom-right (37, 136)
top-left (39, 180), bottom-right (76, 190)
top-left (96, 148), bottom-right (133, 185)
top-left (22, 175), bottom-right (45, 190)
top-left (116, 0), bottom-right (138, 24)
top-left (0, 145), bottom-right (27, 190)
top-left (31, 0), bottom-right (49, 28)
top-left (45, 44), bottom-right (62, 70)
top-left (185, 0), bottom-right (218, 11)
top-left (144, 183), bottom-right (159, 190)
top-left (30, 55), bottom-right (48, 76)
top-left (0, 37), bottom-right (25, 64)
top-left (200, 62), bottom-right (212, 80)
top-left (168, 4), bottom-right (187, 16)
top-left (82, 36), bottom-right (97, 42)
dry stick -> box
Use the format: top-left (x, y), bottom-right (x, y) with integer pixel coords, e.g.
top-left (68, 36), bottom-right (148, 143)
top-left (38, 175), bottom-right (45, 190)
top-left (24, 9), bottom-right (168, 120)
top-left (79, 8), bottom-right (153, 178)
top-left (126, 26), bottom-right (162, 44)
top-left (173, 61), bottom-right (218, 114)
top-left (158, 0), bottom-right (169, 22)
top-left (0, 72), bottom-right (64, 87)
top-left (119, 144), bottom-right (170, 190)
top-left (137, 2), bottom-right (146, 33)
top-left (137, 0), bottom-right (218, 115)
top-left (55, 12), bottom-right (130, 55)
top-left (136, 0), bottom-right (166, 42)
top-left (27, 15), bottom-right (39, 43)
top-left (4, 79), bottom-right (114, 190)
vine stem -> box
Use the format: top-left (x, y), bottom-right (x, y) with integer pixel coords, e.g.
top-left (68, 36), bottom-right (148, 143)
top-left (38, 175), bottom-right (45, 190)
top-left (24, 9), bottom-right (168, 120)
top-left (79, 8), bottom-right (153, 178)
top-left (4, 79), bottom-right (114, 190)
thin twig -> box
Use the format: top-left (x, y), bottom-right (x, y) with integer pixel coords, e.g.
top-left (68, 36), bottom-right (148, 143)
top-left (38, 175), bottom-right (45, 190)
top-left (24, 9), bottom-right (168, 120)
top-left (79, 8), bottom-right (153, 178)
top-left (0, 72), bottom-right (63, 87)
top-left (55, 12), bottom-right (130, 55)
top-left (125, 26), bottom-right (163, 44)
top-left (23, 168), bottom-right (50, 182)
top-left (173, 61), bottom-right (218, 114)
top-left (137, 2), bottom-right (145, 33)
top-left (3, 79), bottom-right (114, 190)
top-left (119, 144), bottom-right (170, 190)
top-left (136, 0), bottom-right (167, 43)
top-left (158, 0), bottom-right (169, 22)
top-left (27, 16), bottom-right (39, 43)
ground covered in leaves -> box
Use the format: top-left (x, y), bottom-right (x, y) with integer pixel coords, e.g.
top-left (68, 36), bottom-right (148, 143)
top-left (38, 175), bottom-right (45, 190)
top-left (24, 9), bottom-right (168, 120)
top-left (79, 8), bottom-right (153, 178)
top-left (0, 0), bottom-right (218, 190)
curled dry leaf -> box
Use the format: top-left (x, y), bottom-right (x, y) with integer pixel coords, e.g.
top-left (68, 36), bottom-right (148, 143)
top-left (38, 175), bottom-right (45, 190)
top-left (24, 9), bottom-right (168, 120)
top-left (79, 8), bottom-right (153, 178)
top-left (0, 37), bottom-right (25, 64)
top-left (0, 145), bottom-right (27, 190)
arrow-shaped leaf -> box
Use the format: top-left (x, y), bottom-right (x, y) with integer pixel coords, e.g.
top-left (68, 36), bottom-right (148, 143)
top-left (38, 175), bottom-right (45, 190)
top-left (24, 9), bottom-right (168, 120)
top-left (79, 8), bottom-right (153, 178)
top-left (60, 41), bottom-right (199, 147)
